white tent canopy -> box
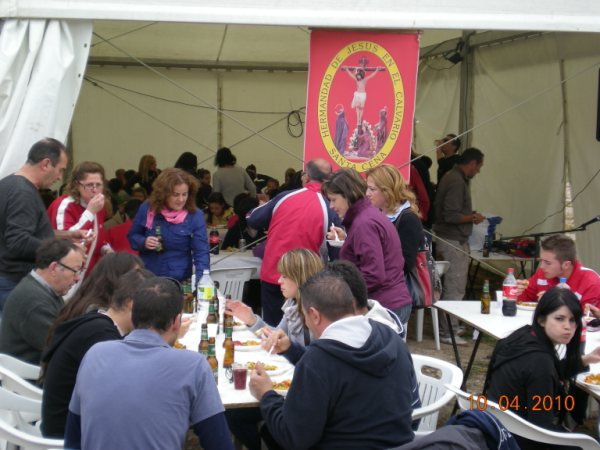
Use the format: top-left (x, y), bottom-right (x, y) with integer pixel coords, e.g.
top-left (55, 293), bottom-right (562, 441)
top-left (3, 0), bottom-right (600, 32)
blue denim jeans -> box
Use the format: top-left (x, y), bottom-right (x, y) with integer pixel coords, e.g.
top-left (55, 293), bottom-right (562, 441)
top-left (392, 304), bottom-right (412, 340)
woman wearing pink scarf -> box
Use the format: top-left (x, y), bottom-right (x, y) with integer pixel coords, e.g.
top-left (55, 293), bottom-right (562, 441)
top-left (128, 168), bottom-right (209, 281)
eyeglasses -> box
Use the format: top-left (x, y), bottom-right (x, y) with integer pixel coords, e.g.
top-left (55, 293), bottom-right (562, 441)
top-left (57, 261), bottom-right (84, 276)
top-left (78, 182), bottom-right (104, 191)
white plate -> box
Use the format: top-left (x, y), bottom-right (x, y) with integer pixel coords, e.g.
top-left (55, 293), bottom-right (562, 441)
top-left (577, 372), bottom-right (600, 391)
top-left (234, 341), bottom-right (262, 352)
top-left (233, 325), bottom-right (247, 332)
top-left (516, 303), bottom-right (537, 311)
top-left (245, 362), bottom-right (292, 377)
top-left (327, 239), bottom-right (344, 248)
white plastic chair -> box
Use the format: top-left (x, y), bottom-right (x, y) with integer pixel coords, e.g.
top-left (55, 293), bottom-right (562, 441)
top-left (0, 355), bottom-right (40, 382)
top-left (0, 366), bottom-right (43, 401)
top-left (0, 416), bottom-right (63, 450)
top-left (210, 267), bottom-right (255, 300)
top-left (447, 384), bottom-right (600, 450)
top-left (0, 384), bottom-right (48, 450)
top-left (414, 261), bottom-right (448, 351)
top-left (411, 354), bottom-right (463, 437)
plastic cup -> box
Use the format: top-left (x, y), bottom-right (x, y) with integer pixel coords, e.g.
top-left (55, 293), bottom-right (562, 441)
top-left (233, 363), bottom-right (248, 390)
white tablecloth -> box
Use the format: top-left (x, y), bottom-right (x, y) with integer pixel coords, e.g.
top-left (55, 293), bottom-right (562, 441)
top-left (179, 301), bottom-right (293, 408)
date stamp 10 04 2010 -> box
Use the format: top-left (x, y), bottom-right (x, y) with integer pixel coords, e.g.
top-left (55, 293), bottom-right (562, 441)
top-left (467, 394), bottom-right (575, 412)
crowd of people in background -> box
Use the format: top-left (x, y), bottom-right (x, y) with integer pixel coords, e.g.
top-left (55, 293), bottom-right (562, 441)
top-left (2, 135), bottom-right (600, 449)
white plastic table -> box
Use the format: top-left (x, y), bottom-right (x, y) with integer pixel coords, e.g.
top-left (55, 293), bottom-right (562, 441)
top-left (179, 301), bottom-right (293, 408)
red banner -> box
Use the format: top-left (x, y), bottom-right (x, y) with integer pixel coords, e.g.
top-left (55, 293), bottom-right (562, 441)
top-left (304, 30), bottom-right (419, 178)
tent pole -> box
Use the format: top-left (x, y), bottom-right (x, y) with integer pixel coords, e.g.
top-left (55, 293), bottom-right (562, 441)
top-left (458, 31), bottom-right (474, 149)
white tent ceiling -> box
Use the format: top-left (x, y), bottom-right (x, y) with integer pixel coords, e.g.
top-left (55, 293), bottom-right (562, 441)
top-left (3, 0), bottom-right (600, 32)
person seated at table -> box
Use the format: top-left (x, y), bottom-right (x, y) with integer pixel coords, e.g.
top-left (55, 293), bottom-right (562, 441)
top-left (40, 268), bottom-right (154, 438)
top-left (484, 287), bottom-right (600, 450)
top-left (221, 195), bottom-right (265, 251)
top-left (515, 234), bottom-right (600, 309)
top-left (264, 259), bottom-right (406, 364)
top-left (64, 277), bottom-right (232, 450)
top-left (249, 272), bottom-right (416, 449)
top-left (205, 192), bottom-right (234, 228)
top-left (226, 248), bottom-right (323, 353)
top-left (128, 168), bottom-right (209, 282)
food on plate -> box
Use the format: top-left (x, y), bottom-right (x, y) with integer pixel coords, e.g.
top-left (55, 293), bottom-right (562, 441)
top-left (246, 362), bottom-right (277, 371)
top-left (517, 302), bottom-right (537, 308)
top-left (584, 373), bottom-right (600, 385)
top-left (173, 340), bottom-right (186, 349)
top-left (272, 380), bottom-right (292, 391)
top-left (234, 340), bottom-right (261, 346)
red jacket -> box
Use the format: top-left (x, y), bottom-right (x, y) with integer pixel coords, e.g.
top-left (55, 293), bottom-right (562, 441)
top-left (47, 195), bottom-right (106, 275)
top-left (247, 182), bottom-right (338, 284)
top-left (519, 260), bottom-right (600, 309)
top-left (105, 220), bottom-right (137, 255)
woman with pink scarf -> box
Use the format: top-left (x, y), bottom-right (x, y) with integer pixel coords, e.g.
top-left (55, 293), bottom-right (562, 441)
top-left (128, 168), bottom-right (209, 281)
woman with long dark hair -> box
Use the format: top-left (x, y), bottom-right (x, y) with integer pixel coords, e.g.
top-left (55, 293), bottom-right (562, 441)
top-left (485, 287), bottom-right (600, 450)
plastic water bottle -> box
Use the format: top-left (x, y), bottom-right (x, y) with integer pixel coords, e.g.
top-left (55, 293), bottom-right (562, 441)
top-left (197, 270), bottom-right (214, 303)
top-left (557, 277), bottom-right (571, 290)
top-left (502, 268), bottom-right (518, 317)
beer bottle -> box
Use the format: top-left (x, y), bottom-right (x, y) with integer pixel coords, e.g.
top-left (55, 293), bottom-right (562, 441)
top-left (183, 280), bottom-right (194, 314)
top-left (223, 326), bottom-right (234, 369)
top-left (481, 279), bottom-right (491, 314)
top-left (207, 337), bottom-right (218, 383)
top-left (206, 298), bottom-right (218, 324)
top-left (223, 314), bottom-right (233, 347)
top-left (155, 225), bottom-right (163, 253)
top-left (198, 323), bottom-right (209, 356)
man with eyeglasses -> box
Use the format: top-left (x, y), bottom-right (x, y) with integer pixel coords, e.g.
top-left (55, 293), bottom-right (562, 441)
top-left (0, 138), bottom-right (89, 311)
top-left (0, 238), bottom-right (84, 364)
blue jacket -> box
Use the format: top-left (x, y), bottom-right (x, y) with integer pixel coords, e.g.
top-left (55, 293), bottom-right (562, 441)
top-left (128, 202), bottom-right (209, 281)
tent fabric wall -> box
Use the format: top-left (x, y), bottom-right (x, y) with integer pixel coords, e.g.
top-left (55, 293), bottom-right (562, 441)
top-left (0, 19), bottom-right (91, 177)
top-left (415, 33), bottom-right (600, 270)
top-left (72, 67), bottom-right (307, 179)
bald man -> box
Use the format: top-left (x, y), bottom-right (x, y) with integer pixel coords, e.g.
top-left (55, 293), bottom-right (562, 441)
top-left (247, 159), bottom-right (340, 325)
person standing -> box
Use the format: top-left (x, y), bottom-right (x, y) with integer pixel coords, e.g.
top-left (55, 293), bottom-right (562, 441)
top-left (64, 277), bottom-right (232, 450)
top-left (128, 168), bottom-right (209, 282)
top-left (436, 134), bottom-right (462, 184)
top-left (0, 138), bottom-right (86, 310)
top-left (434, 148), bottom-right (485, 345)
top-left (246, 158), bottom-right (338, 326)
top-left (325, 169), bottom-right (412, 331)
top-left (212, 147), bottom-right (256, 206)
top-left (47, 161), bottom-right (109, 278)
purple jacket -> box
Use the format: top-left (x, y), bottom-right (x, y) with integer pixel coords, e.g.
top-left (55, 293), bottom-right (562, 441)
top-left (340, 198), bottom-right (411, 310)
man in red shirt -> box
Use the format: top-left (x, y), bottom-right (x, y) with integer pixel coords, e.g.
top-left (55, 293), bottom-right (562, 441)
top-left (516, 234), bottom-right (600, 309)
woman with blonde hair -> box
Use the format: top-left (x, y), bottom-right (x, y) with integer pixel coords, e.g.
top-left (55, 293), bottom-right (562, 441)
top-left (365, 164), bottom-right (424, 275)
top-left (125, 154), bottom-right (159, 195)
top-left (47, 161), bottom-right (109, 277)
top-left (128, 168), bottom-right (209, 281)
top-left (225, 248), bottom-right (323, 348)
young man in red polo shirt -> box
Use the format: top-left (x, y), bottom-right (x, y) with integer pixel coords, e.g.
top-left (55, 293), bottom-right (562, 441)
top-left (515, 234), bottom-right (600, 309)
